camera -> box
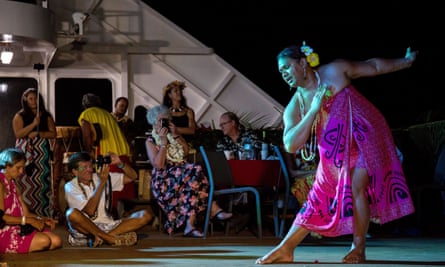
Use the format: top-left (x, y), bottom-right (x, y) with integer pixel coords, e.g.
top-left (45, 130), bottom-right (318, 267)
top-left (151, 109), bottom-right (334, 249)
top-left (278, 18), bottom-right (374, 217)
top-left (161, 118), bottom-right (170, 131)
top-left (93, 155), bottom-right (111, 167)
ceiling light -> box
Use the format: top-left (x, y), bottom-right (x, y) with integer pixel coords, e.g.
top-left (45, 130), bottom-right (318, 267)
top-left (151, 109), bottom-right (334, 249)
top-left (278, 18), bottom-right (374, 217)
top-left (1, 48), bottom-right (13, 64)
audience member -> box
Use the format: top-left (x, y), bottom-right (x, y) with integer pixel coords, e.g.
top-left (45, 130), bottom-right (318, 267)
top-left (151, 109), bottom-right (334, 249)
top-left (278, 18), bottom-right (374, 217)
top-left (12, 88), bottom-right (56, 217)
top-left (145, 105), bottom-right (231, 237)
top-left (78, 93), bottom-right (131, 162)
top-left (133, 105), bottom-right (151, 137)
top-left (162, 80), bottom-right (197, 143)
top-left (132, 105), bottom-right (151, 162)
top-left (216, 111), bottom-right (261, 157)
top-left (111, 96), bottom-right (135, 148)
top-left (284, 151), bottom-right (321, 239)
top-left (78, 93), bottom-right (134, 216)
top-left (283, 151), bottom-right (318, 208)
top-left (64, 151), bottom-right (152, 247)
top-left (0, 148), bottom-right (62, 253)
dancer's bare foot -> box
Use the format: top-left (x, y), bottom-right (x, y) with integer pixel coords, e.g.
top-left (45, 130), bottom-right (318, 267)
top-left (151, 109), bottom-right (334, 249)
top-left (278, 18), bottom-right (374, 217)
top-left (255, 247), bottom-right (293, 264)
top-left (342, 248), bottom-right (366, 263)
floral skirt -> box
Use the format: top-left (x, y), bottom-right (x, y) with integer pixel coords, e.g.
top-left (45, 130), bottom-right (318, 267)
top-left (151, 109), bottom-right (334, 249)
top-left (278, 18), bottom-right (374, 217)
top-left (151, 162), bottom-right (209, 234)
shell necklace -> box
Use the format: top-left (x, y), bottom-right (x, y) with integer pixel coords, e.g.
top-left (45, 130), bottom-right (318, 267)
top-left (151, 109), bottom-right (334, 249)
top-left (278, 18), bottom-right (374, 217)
top-left (297, 70), bottom-right (320, 161)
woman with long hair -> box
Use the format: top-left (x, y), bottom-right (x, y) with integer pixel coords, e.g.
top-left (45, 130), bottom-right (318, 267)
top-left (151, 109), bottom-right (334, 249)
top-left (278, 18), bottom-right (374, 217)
top-left (12, 88), bottom-right (56, 218)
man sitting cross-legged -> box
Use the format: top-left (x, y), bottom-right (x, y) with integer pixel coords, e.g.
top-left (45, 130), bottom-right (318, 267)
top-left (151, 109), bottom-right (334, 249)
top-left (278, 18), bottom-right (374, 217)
top-left (64, 151), bottom-right (152, 247)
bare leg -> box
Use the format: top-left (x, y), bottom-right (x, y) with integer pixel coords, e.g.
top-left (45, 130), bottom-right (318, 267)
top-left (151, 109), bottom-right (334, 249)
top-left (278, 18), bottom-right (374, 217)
top-left (28, 232), bottom-right (62, 252)
top-left (66, 208), bottom-right (149, 245)
top-left (255, 224), bottom-right (310, 264)
top-left (343, 168), bottom-right (369, 263)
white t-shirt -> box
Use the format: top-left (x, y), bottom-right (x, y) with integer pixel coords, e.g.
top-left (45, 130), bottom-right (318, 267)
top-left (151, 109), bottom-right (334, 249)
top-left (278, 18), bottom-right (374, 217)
top-left (65, 172), bottom-right (124, 224)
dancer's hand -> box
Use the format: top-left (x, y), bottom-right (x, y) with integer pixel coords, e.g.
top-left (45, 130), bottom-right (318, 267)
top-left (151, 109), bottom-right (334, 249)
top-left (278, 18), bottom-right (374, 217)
top-left (405, 47), bottom-right (418, 63)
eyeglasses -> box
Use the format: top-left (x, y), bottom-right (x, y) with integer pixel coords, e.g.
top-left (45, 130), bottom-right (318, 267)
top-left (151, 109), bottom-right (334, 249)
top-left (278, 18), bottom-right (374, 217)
top-left (219, 120), bottom-right (232, 128)
top-left (77, 164), bottom-right (93, 172)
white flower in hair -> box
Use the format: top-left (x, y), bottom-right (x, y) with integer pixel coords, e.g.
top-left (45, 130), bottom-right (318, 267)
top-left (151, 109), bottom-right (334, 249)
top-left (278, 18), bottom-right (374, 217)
top-left (301, 41), bottom-right (313, 56)
top-left (300, 41), bottom-right (320, 67)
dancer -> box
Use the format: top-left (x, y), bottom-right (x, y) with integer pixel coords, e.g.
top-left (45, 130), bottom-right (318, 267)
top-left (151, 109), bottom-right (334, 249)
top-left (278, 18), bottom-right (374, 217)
top-left (256, 42), bottom-right (416, 264)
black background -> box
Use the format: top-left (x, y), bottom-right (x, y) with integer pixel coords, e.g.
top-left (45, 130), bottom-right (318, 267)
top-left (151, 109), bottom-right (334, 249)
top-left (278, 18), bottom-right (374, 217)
top-left (143, 0), bottom-right (444, 129)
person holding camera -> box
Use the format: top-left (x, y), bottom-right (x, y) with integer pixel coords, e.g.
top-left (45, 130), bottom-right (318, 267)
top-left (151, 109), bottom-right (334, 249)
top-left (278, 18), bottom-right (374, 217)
top-left (0, 148), bottom-right (62, 254)
top-left (64, 151), bottom-right (152, 247)
top-left (146, 105), bottom-right (232, 237)
top-left (78, 93), bottom-right (135, 217)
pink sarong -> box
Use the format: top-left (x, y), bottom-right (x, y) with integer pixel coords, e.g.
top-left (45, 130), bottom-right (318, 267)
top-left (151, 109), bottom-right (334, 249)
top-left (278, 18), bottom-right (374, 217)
top-left (0, 173), bottom-right (36, 253)
top-left (294, 86), bottom-right (415, 237)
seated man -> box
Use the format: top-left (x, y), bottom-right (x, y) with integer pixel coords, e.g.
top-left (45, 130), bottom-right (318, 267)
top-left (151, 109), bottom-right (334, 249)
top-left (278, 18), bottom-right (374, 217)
top-left (64, 151), bottom-right (152, 247)
top-left (216, 111), bottom-right (261, 159)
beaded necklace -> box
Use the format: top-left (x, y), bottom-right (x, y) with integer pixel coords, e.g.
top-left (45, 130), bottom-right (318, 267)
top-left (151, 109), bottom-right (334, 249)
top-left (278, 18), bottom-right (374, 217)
top-left (170, 106), bottom-right (184, 113)
top-left (297, 70), bottom-right (320, 161)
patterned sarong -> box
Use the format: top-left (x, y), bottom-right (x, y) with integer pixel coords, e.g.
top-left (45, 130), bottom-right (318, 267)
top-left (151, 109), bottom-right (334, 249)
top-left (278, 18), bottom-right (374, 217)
top-left (294, 86), bottom-right (415, 236)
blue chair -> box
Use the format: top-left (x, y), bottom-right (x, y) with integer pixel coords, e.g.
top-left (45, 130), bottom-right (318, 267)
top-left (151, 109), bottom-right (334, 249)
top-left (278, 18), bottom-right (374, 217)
top-left (272, 145), bottom-right (300, 238)
top-left (199, 146), bottom-right (263, 239)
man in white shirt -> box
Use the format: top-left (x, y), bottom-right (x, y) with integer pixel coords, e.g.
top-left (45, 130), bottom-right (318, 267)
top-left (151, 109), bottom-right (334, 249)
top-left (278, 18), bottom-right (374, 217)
top-left (64, 151), bottom-right (152, 247)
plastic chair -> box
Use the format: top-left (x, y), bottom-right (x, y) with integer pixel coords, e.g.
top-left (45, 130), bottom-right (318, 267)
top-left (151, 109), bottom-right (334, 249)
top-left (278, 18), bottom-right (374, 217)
top-left (199, 146), bottom-right (263, 239)
top-left (272, 145), bottom-right (300, 238)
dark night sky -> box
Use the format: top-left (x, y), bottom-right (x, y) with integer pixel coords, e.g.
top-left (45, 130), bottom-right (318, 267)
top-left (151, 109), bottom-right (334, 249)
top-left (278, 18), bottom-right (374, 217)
top-left (143, 1), bottom-right (444, 129)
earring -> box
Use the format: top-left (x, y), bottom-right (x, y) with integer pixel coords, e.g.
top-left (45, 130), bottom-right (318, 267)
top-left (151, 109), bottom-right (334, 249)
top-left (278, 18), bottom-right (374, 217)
top-left (303, 67), bottom-right (307, 80)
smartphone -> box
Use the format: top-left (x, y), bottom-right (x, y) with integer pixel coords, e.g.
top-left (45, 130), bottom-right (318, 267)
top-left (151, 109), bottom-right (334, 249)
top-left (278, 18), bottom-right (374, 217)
top-left (161, 118), bottom-right (170, 131)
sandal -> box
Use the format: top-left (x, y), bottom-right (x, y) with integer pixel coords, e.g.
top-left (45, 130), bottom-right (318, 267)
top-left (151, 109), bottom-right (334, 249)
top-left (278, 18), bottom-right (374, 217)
top-left (113, 231), bottom-right (138, 246)
top-left (211, 210), bottom-right (232, 221)
top-left (183, 229), bottom-right (204, 238)
top-left (86, 235), bottom-right (103, 248)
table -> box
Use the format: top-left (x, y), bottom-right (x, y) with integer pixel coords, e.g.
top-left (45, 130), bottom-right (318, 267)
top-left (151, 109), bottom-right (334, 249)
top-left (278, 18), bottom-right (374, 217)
top-left (228, 159), bottom-right (282, 187)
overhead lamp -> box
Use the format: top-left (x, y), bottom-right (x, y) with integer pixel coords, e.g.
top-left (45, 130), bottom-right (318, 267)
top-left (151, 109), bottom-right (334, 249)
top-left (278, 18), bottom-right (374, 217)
top-left (1, 47), bottom-right (13, 64)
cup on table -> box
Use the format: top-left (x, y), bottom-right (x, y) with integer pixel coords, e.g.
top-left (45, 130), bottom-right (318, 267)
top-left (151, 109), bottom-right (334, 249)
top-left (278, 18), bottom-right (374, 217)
top-left (224, 150), bottom-right (235, 160)
top-left (261, 150), bottom-right (268, 160)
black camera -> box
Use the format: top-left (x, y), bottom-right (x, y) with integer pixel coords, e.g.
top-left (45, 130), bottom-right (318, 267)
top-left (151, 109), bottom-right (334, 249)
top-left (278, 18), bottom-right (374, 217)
top-left (161, 118), bottom-right (170, 131)
top-left (93, 155), bottom-right (111, 167)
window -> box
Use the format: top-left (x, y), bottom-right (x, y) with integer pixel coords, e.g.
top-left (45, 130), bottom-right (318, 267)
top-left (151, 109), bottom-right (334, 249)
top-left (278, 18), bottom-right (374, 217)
top-left (55, 78), bottom-right (112, 126)
top-left (0, 77), bottom-right (37, 149)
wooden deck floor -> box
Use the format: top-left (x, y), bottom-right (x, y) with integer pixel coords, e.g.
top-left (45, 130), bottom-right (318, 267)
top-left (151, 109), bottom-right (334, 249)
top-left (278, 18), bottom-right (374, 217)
top-left (2, 217), bottom-right (445, 267)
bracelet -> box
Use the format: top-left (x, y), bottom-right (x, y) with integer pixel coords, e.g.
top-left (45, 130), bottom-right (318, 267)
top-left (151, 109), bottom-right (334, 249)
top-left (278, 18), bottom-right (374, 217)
top-left (159, 144), bottom-right (167, 149)
top-left (21, 216), bottom-right (26, 225)
top-left (117, 163), bottom-right (125, 169)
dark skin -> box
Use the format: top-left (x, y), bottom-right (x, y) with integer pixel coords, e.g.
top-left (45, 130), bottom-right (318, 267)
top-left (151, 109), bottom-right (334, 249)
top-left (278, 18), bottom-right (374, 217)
top-left (256, 47), bottom-right (417, 265)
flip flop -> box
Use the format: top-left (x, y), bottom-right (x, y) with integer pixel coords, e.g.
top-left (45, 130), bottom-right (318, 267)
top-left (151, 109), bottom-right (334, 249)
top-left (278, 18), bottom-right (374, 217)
top-left (211, 210), bottom-right (232, 221)
top-left (183, 229), bottom-right (204, 238)
top-left (86, 234), bottom-right (104, 248)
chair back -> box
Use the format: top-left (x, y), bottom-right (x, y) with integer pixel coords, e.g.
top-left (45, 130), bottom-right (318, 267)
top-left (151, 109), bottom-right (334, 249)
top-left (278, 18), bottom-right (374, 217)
top-left (200, 147), bottom-right (235, 188)
top-left (199, 145), bottom-right (263, 239)
top-left (272, 145), bottom-right (294, 237)
top-left (273, 145), bottom-right (291, 196)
